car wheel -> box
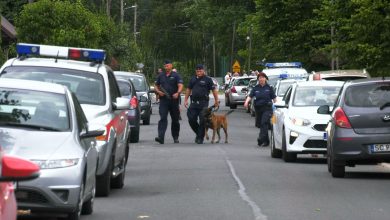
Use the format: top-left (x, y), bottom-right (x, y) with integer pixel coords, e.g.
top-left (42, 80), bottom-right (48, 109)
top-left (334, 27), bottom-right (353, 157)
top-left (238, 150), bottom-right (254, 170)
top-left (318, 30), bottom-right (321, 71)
top-left (331, 156), bottom-right (345, 178)
top-left (282, 129), bottom-right (297, 162)
top-left (143, 114), bottom-right (151, 125)
top-left (225, 96), bottom-right (230, 106)
top-left (229, 104), bottom-right (237, 109)
top-left (96, 156), bottom-right (112, 197)
top-left (327, 152), bottom-right (332, 173)
top-left (81, 183), bottom-right (95, 215)
top-left (68, 182), bottom-right (84, 220)
top-left (270, 130), bottom-right (282, 158)
top-left (250, 107), bottom-right (255, 117)
top-left (111, 157), bottom-right (126, 189)
top-left (130, 127), bottom-right (140, 143)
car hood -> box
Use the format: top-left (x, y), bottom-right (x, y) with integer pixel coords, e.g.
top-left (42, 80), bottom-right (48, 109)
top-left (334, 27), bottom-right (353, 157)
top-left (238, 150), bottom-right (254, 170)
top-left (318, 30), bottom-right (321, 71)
top-left (0, 128), bottom-right (80, 160)
top-left (288, 106), bottom-right (331, 121)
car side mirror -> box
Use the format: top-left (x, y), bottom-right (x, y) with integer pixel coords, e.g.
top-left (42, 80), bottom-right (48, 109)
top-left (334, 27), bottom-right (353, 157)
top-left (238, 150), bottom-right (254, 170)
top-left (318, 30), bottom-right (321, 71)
top-left (317, 105), bottom-right (330, 114)
top-left (274, 101), bottom-right (287, 108)
top-left (149, 86), bottom-right (155, 93)
top-left (113, 97), bottom-right (131, 110)
top-left (80, 129), bottom-right (105, 139)
top-left (0, 155), bottom-right (40, 182)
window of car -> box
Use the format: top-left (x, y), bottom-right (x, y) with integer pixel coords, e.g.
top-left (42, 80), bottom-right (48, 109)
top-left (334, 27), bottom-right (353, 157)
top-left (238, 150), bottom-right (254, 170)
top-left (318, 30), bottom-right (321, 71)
top-left (117, 80), bottom-right (132, 96)
top-left (345, 83), bottom-right (390, 107)
top-left (293, 86), bottom-right (341, 106)
top-left (128, 75), bottom-right (147, 91)
top-left (0, 88), bottom-right (69, 131)
top-left (233, 78), bottom-right (252, 86)
top-left (0, 66), bottom-right (106, 106)
top-left (71, 92), bottom-right (88, 132)
top-left (107, 71), bottom-right (121, 102)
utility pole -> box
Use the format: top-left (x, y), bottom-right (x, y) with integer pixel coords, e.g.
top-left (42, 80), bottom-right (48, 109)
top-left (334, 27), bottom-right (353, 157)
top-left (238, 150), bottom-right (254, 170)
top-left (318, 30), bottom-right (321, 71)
top-left (120, 0), bottom-right (124, 24)
top-left (213, 35), bottom-right (216, 77)
top-left (230, 21), bottom-right (236, 73)
top-left (247, 25), bottom-right (253, 74)
top-left (133, 3), bottom-right (137, 44)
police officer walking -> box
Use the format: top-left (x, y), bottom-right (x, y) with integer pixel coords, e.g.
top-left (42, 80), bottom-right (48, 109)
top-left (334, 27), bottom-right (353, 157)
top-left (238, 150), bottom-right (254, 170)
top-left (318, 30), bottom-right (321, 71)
top-left (154, 60), bottom-right (184, 144)
top-left (244, 72), bottom-right (276, 146)
top-left (184, 64), bottom-right (219, 144)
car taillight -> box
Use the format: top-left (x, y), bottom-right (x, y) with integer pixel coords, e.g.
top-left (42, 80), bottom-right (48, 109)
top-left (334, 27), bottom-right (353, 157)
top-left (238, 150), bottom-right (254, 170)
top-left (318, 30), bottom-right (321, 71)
top-left (333, 107), bottom-right (352, 128)
top-left (231, 86), bottom-right (237, 93)
top-left (130, 96), bottom-right (138, 109)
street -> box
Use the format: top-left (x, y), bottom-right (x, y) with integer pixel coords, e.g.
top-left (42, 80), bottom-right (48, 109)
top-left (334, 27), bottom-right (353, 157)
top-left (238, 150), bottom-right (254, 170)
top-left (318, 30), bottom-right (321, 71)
top-left (80, 95), bottom-right (390, 220)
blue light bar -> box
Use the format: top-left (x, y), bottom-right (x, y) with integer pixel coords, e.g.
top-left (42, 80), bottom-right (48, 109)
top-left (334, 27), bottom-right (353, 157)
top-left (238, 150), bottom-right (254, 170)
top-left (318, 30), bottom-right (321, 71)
top-left (265, 62), bottom-right (302, 68)
top-left (279, 73), bottom-right (288, 79)
top-left (16, 43), bottom-right (106, 62)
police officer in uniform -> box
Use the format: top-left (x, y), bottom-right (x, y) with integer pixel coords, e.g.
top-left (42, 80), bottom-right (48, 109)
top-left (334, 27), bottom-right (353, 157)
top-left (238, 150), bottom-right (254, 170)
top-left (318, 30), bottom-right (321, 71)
top-left (244, 72), bottom-right (276, 146)
top-left (154, 60), bottom-right (184, 144)
top-left (184, 64), bottom-right (219, 144)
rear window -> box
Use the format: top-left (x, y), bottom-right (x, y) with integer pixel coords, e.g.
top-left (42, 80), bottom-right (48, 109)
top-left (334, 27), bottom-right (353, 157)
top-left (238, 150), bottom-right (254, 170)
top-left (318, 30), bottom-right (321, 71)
top-left (233, 78), bottom-right (252, 86)
top-left (1, 66), bottom-right (106, 105)
top-left (345, 82), bottom-right (390, 107)
top-left (117, 81), bottom-right (132, 96)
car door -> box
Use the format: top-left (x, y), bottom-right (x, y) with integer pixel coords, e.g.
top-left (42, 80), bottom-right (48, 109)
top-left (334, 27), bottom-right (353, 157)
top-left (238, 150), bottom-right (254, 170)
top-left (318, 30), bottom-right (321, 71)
top-left (274, 86), bottom-right (293, 148)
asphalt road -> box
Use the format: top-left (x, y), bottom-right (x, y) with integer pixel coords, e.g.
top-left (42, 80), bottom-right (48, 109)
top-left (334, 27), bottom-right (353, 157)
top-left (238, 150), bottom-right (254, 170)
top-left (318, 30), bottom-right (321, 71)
top-left (22, 95), bottom-right (390, 220)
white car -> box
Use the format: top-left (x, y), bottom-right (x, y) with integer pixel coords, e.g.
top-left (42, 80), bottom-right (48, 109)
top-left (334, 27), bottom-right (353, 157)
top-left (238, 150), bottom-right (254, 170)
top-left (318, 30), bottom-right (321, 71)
top-left (0, 43), bottom-right (130, 197)
top-left (270, 80), bottom-right (344, 162)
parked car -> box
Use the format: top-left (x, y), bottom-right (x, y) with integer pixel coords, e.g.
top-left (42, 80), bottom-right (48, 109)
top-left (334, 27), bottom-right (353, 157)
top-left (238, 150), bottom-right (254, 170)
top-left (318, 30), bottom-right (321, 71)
top-left (308, 69), bottom-right (370, 81)
top-left (262, 62), bottom-right (308, 87)
top-left (225, 76), bottom-right (256, 109)
top-left (114, 71), bottom-right (153, 125)
top-left (0, 43), bottom-right (130, 197)
top-left (0, 78), bottom-right (104, 219)
top-left (318, 78), bottom-right (390, 178)
top-left (116, 78), bottom-right (141, 143)
top-left (242, 78), bottom-right (258, 115)
top-left (0, 149), bottom-right (40, 220)
top-left (271, 80), bottom-right (344, 162)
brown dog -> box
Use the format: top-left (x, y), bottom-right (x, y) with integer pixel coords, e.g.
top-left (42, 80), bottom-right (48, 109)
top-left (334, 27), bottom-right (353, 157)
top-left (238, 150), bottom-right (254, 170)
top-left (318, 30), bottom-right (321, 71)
top-left (203, 107), bottom-right (234, 144)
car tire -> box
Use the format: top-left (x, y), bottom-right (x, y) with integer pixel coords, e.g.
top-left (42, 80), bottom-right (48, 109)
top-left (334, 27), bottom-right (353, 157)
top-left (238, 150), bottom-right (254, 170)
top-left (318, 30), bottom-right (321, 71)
top-left (282, 129), bottom-right (297, 162)
top-left (68, 182), bottom-right (84, 220)
top-left (130, 127), bottom-right (140, 143)
top-left (81, 183), bottom-right (95, 215)
top-left (111, 158), bottom-right (126, 189)
top-left (96, 156), bottom-right (112, 197)
top-left (229, 104), bottom-right (237, 109)
top-left (270, 130), bottom-right (282, 158)
top-left (250, 107), bottom-right (255, 117)
top-left (327, 151), bottom-right (332, 173)
top-left (225, 96), bottom-right (230, 107)
top-left (331, 156), bottom-right (345, 178)
top-left (143, 114), bottom-right (151, 125)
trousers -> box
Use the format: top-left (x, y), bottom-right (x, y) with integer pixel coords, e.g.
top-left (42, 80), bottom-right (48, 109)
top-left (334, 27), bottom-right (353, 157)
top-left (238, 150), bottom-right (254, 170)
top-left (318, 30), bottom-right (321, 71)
top-left (158, 98), bottom-right (180, 139)
top-left (255, 105), bottom-right (273, 144)
top-left (187, 102), bottom-right (208, 141)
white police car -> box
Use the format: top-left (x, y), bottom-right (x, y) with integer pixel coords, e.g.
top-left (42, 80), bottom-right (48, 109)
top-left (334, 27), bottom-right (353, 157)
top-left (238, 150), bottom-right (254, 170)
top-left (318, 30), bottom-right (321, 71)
top-left (270, 80), bottom-right (343, 162)
top-left (263, 62), bottom-right (308, 87)
top-left (0, 43), bottom-right (130, 197)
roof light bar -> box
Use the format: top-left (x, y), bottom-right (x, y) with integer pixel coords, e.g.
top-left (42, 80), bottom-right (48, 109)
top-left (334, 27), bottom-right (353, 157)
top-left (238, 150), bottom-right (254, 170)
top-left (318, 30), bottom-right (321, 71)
top-left (265, 62), bottom-right (302, 68)
top-left (16, 43), bottom-right (106, 62)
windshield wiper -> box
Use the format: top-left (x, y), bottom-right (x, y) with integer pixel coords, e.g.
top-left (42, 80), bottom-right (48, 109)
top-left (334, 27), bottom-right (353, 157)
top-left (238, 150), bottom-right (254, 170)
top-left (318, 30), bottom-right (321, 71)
top-left (0, 122), bottom-right (61, 131)
top-left (380, 102), bottom-right (390, 110)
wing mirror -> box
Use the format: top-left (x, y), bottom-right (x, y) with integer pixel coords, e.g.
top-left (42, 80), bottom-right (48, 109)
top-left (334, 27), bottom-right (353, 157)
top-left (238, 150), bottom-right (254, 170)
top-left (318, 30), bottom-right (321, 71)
top-left (0, 154), bottom-right (40, 181)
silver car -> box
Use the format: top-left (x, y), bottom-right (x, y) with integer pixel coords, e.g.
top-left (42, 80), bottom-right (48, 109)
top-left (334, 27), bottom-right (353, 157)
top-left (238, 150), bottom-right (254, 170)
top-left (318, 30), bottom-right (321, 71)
top-left (0, 78), bottom-right (103, 219)
top-left (225, 76), bottom-right (256, 109)
top-left (318, 78), bottom-right (390, 178)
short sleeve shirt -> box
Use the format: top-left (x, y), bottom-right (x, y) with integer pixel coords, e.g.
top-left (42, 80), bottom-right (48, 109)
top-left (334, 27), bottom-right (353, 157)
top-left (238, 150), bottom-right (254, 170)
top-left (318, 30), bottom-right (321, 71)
top-left (155, 71), bottom-right (183, 95)
top-left (249, 84), bottom-right (276, 106)
top-left (187, 75), bottom-right (215, 98)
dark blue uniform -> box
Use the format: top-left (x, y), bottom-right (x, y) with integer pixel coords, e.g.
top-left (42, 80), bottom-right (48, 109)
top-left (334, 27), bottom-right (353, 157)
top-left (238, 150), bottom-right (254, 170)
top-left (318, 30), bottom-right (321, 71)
top-left (249, 83), bottom-right (276, 146)
top-left (155, 71), bottom-right (183, 142)
top-left (187, 75), bottom-right (215, 143)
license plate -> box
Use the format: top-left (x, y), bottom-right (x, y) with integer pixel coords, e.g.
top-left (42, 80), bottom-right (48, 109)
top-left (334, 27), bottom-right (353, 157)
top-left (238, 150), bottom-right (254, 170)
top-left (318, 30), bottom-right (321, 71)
top-left (370, 144), bottom-right (390, 153)
top-left (323, 132), bottom-right (327, 141)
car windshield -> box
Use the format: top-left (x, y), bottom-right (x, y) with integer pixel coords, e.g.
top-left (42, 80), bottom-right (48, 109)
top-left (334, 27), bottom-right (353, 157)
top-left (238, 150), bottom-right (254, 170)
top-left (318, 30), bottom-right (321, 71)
top-left (233, 78), bottom-right (252, 86)
top-left (345, 82), bottom-right (390, 107)
top-left (293, 86), bottom-right (341, 106)
top-left (127, 75), bottom-right (147, 91)
top-left (0, 88), bottom-right (69, 131)
top-left (277, 81), bottom-right (295, 97)
top-left (1, 66), bottom-right (105, 105)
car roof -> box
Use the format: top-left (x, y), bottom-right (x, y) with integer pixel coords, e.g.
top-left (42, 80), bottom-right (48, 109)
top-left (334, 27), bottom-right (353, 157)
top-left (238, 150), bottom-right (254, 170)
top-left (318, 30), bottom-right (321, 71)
top-left (314, 69), bottom-right (370, 78)
top-left (295, 80), bottom-right (345, 87)
top-left (343, 77), bottom-right (390, 86)
top-left (114, 71), bottom-right (145, 78)
top-left (2, 57), bottom-right (106, 73)
top-left (0, 78), bottom-right (67, 94)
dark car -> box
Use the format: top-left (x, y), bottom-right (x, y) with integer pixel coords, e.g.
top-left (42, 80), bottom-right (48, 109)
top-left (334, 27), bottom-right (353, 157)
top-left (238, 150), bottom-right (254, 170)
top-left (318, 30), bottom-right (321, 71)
top-left (114, 71), bottom-right (153, 125)
top-left (318, 78), bottom-right (390, 178)
top-left (116, 78), bottom-right (141, 143)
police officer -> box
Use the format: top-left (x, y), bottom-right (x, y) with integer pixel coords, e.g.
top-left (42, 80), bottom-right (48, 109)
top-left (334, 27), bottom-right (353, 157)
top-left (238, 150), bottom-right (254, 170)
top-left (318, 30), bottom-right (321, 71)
top-left (154, 60), bottom-right (184, 144)
top-left (244, 72), bottom-right (276, 146)
top-left (184, 64), bottom-right (219, 144)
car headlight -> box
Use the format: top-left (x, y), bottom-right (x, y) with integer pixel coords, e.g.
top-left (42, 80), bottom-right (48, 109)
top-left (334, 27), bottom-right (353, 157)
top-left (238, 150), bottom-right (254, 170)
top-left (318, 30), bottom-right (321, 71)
top-left (32, 159), bottom-right (79, 169)
top-left (290, 117), bottom-right (311, 126)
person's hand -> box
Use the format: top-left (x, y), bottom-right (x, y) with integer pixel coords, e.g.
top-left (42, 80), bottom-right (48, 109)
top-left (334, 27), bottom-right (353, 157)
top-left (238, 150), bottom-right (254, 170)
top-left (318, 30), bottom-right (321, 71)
top-left (244, 101), bottom-right (248, 109)
top-left (214, 101), bottom-right (219, 108)
top-left (157, 91), bottom-right (165, 97)
top-left (184, 99), bottom-right (189, 108)
top-left (172, 92), bottom-right (179, 99)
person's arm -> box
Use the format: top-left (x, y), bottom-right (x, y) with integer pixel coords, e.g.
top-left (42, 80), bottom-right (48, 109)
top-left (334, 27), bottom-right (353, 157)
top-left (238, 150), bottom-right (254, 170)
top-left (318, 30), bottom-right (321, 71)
top-left (154, 84), bottom-right (165, 97)
top-left (172, 83), bottom-right (183, 99)
top-left (184, 88), bottom-right (192, 108)
top-left (212, 89), bottom-right (219, 107)
top-left (244, 96), bottom-right (252, 108)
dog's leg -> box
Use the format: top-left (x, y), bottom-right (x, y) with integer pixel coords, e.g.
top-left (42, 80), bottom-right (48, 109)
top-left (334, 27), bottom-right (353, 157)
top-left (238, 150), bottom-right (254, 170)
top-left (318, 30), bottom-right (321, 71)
top-left (216, 127), bottom-right (221, 143)
top-left (211, 127), bottom-right (216, 144)
top-left (205, 127), bottom-right (209, 140)
top-left (223, 121), bottom-right (228, 143)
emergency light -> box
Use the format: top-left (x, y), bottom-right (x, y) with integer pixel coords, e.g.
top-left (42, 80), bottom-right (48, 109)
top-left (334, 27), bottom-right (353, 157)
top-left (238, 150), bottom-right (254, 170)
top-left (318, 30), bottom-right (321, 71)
top-left (265, 62), bottom-right (302, 68)
top-left (16, 43), bottom-right (106, 62)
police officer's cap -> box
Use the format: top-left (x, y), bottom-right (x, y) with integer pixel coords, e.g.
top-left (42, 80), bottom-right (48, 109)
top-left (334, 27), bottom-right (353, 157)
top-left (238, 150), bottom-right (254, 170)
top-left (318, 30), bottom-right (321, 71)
top-left (164, 60), bottom-right (172, 64)
top-left (257, 72), bottom-right (268, 80)
top-left (195, 64), bottom-right (204, 70)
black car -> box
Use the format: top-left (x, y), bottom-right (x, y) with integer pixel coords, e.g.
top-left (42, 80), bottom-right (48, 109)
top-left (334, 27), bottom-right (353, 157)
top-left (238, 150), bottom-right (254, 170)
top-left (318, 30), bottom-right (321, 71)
top-left (318, 78), bottom-right (390, 178)
top-left (114, 71), bottom-right (153, 125)
top-left (116, 78), bottom-right (141, 143)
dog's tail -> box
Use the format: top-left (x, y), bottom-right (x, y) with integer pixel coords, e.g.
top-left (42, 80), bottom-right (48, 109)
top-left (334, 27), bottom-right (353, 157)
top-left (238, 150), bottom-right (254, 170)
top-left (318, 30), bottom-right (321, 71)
top-left (224, 110), bottom-right (234, 116)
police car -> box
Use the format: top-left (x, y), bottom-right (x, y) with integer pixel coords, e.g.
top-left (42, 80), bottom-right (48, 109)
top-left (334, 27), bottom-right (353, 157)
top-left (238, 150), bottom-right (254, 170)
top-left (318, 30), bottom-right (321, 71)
top-left (0, 43), bottom-right (130, 197)
top-left (263, 62), bottom-right (308, 87)
top-left (270, 80), bottom-right (343, 162)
